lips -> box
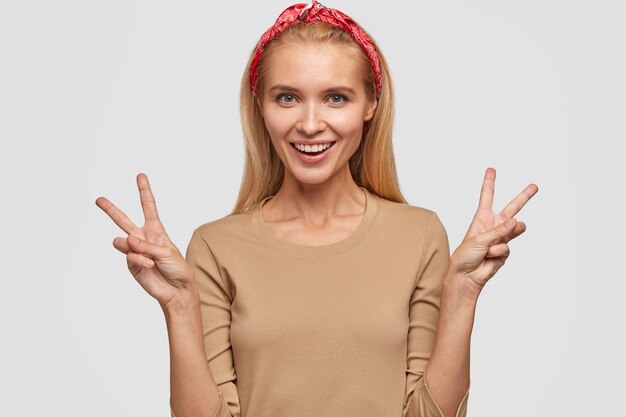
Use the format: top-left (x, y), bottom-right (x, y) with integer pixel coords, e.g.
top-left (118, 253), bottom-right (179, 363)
top-left (289, 140), bottom-right (337, 163)
top-left (290, 141), bottom-right (336, 155)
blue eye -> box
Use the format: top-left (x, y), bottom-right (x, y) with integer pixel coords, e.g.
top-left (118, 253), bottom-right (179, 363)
top-left (277, 93), bottom-right (295, 103)
top-left (274, 92), bottom-right (348, 104)
top-left (329, 94), bottom-right (348, 104)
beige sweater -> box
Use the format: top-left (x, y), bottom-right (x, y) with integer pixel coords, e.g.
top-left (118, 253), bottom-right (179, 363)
top-left (171, 186), bottom-right (469, 417)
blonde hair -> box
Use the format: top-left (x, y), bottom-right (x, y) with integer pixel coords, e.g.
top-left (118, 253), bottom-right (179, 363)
top-left (230, 20), bottom-right (407, 215)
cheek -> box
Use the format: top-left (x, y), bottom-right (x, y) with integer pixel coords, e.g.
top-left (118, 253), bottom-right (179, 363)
top-left (330, 109), bottom-right (367, 136)
top-left (263, 111), bottom-right (293, 137)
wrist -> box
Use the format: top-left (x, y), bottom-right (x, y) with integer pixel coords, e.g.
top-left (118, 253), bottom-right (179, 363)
top-left (442, 272), bottom-right (482, 308)
top-left (161, 287), bottom-right (201, 319)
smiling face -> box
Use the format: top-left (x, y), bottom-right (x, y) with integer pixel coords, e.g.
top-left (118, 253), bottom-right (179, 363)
top-left (257, 42), bottom-right (377, 186)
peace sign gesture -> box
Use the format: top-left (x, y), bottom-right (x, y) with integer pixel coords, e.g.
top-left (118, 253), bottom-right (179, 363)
top-left (448, 168), bottom-right (539, 300)
top-left (95, 173), bottom-right (196, 312)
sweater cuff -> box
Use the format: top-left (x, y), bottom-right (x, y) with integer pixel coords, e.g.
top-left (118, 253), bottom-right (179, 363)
top-left (170, 389), bottom-right (231, 417)
top-left (404, 374), bottom-right (470, 417)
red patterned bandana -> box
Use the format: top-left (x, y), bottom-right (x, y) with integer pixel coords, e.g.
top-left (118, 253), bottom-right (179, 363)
top-left (249, 0), bottom-right (382, 99)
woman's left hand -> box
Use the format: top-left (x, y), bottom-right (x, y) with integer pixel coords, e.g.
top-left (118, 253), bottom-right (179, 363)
top-left (448, 167), bottom-right (539, 300)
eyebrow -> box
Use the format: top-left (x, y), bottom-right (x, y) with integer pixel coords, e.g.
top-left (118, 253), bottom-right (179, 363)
top-left (268, 84), bottom-right (357, 95)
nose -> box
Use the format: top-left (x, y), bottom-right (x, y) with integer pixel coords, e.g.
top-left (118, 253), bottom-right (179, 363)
top-left (296, 104), bottom-right (326, 136)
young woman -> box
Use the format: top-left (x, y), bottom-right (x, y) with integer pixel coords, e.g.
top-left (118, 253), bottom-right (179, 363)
top-left (96, 2), bottom-right (538, 417)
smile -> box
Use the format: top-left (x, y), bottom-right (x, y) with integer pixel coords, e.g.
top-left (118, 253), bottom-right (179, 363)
top-left (291, 141), bottom-right (336, 155)
top-left (289, 141), bottom-right (337, 163)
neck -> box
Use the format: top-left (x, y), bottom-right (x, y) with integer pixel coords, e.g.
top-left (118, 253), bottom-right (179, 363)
top-left (263, 167), bottom-right (366, 223)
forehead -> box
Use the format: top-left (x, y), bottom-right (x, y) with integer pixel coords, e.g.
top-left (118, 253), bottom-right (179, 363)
top-left (263, 43), bottom-right (363, 92)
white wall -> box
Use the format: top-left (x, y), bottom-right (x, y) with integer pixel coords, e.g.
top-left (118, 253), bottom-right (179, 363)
top-left (0, 0), bottom-right (623, 415)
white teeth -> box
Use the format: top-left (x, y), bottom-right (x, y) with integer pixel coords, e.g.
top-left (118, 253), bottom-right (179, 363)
top-left (294, 142), bottom-right (334, 153)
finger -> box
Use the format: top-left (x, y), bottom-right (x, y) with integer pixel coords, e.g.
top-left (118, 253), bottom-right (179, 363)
top-left (95, 196), bottom-right (141, 235)
top-left (127, 234), bottom-right (173, 260)
top-left (497, 221), bottom-right (527, 244)
top-left (475, 217), bottom-right (517, 247)
top-left (506, 221), bottom-right (527, 242)
top-left (486, 242), bottom-right (510, 258)
top-left (127, 251), bottom-right (156, 270)
top-left (499, 183), bottom-right (539, 219)
top-left (492, 221), bottom-right (527, 245)
top-left (488, 256), bottom-right (508, 277)
top-left (477, 167), bottom-right (496, 210)
top-left (112, 236), bottom-right (130, 254)
top-left (137, 173), bottom-right (161, 223)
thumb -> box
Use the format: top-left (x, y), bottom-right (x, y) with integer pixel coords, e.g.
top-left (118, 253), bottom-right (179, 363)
top-left (127, 235), bottom-right (173, 260)
top-left (474, 218), bottom-right (517, 248)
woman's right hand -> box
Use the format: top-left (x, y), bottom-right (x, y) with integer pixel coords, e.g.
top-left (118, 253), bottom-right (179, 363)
top-left (96, 173), bottom-right (197, 313)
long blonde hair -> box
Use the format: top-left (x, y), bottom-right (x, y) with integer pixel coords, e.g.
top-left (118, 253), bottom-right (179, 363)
top-left (230, 20), bottom-right (407, 215)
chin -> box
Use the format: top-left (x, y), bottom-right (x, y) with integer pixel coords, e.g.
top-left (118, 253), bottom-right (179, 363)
top-left (286, 165), bottom-right (339, 185)
top-left (292, 172), bottom-right (333, 185)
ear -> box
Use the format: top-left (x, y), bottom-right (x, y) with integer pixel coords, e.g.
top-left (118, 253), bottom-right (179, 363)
top-left (364, 97), bottom-right (377, 122)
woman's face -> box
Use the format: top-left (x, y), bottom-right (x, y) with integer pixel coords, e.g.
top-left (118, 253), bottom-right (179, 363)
top-left (257, 43), bottom-right (377, 186)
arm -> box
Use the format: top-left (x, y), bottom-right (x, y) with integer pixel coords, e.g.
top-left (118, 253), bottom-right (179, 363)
top-left (165, 292), bottom-right (225, 417)
top-left (423, 276), bottom-right (474, 417)
top-left (94, 174), bottom-right (230, 417)
top-left (421, 168), bottom-right (538, 417)
top-left (169, 229), bottom-right (240, 417)
top-left (403, 212), bottom-right (469, 417)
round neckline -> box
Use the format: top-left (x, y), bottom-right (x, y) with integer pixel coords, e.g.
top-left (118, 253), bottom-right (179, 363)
top-left (252, 186), bottom-right (378, 256)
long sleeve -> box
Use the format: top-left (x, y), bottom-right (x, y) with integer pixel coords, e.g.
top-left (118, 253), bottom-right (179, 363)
top-left (170, 229), bottom-right (240, 417)
top-left (402, 212), bottom-right (470, 417)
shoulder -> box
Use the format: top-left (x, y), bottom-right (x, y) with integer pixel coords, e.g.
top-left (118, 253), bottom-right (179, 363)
top-left (375, 194), bottom-right (443, 233)
top-left (372, 194), bottom-right (449, 263)
top-left (192, 210), bottom-right (253, 246)
top-left (186, 212), bottom-right (253, 264)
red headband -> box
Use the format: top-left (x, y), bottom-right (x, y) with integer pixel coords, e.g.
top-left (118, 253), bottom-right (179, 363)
top-left (249, 0), bottom-right (382, 99)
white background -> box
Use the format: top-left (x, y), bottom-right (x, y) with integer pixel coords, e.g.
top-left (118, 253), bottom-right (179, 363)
top-left (1, 0), bottom-right (623, 415)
